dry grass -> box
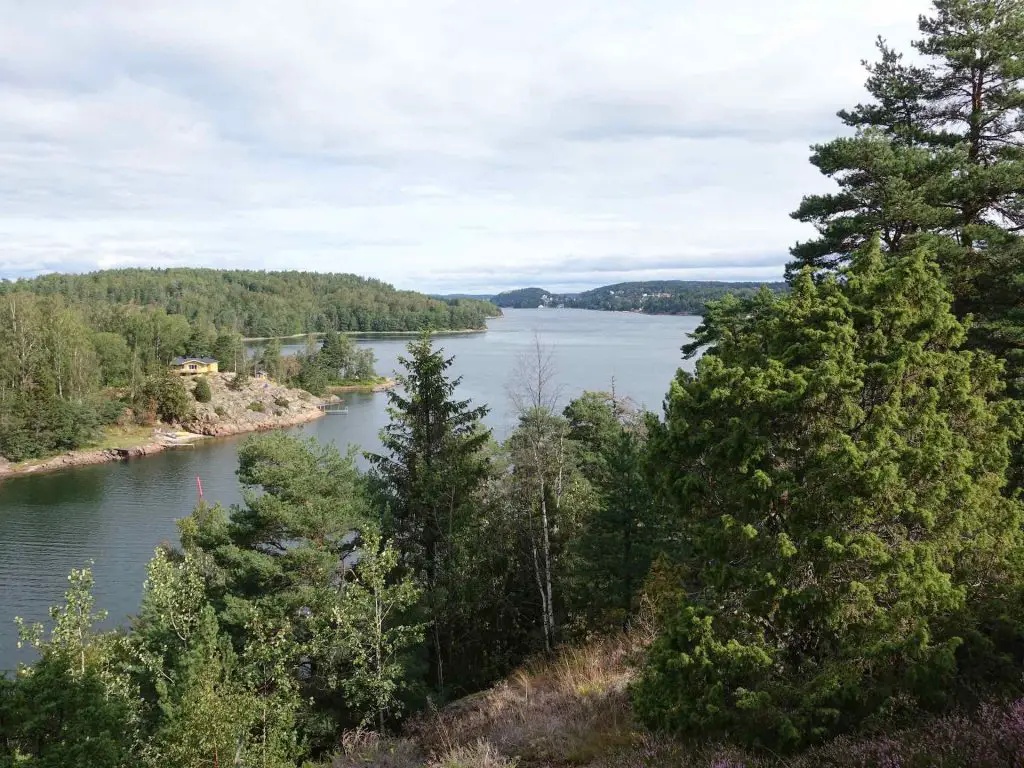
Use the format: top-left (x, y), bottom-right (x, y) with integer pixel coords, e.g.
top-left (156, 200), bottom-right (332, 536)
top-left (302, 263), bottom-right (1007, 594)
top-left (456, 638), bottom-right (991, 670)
top-left (331, 628), bottom-right (1024, 768)
top-left (333, 633), bottom-right (645, 768)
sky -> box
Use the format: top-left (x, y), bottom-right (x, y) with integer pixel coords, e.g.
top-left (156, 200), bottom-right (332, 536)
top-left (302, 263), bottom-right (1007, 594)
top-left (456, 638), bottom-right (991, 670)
top-left (0, 0), bottom-right (929, 294)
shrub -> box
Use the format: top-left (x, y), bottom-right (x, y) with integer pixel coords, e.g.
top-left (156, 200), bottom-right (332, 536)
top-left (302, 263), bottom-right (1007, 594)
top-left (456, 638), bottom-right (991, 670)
top-left (273, 396), bottom-right (290, 408)
top-left (247, 402), bottom-right (265, 413)
top-left (635, 243), bottom-right (1024, 750)
top-left (137, 373), bottom-right (194, 425)
top-left (193, 377), bottom-right (212, 403)
top-left (214, 406), bottom-right (227, 417)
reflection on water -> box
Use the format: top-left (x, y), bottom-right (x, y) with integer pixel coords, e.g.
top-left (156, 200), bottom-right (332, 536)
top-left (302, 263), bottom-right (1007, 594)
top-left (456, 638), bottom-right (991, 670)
top-left (0, 309), bottom-right (700, 671)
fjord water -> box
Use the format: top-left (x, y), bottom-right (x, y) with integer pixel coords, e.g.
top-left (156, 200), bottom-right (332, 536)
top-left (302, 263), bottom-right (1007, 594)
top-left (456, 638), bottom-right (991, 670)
top-left (0, 309), bottom-right (701, 671)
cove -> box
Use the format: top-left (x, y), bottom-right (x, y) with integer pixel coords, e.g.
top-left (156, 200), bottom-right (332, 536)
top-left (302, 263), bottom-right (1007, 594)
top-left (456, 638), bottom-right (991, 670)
top-left (0, 309), bottom-right (700, 672)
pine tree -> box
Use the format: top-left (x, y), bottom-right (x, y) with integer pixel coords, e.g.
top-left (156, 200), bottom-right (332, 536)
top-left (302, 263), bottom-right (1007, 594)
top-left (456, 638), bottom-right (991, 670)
top-left (367, 331), bottom-right (491, 695)
top-left (635, 240), bottom-right (1024, 750)
top-left (178, 433), bottom-right (373, 747)
top-left (788, 0), bottom-right (1024, 422)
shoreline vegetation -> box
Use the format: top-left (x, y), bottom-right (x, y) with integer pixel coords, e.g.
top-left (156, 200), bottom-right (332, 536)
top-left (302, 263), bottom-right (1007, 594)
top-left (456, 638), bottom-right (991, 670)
top-left (0, 373), bottom-right (397, 481)
top-left (0, 269), bottom-right (476, 471)
top-left (490, 280), bottom-right (787, 314)
top-left (243, 328), bottom-right (488, 342)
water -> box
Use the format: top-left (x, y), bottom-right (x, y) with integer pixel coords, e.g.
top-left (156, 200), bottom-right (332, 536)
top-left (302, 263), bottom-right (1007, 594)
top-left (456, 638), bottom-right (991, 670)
top-left (0, 309), bottom-right (700, 671)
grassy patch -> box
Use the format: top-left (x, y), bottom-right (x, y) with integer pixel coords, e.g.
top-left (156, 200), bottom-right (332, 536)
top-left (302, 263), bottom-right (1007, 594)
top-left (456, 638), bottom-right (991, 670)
top-left (88, 425), bottom-right (157, 451)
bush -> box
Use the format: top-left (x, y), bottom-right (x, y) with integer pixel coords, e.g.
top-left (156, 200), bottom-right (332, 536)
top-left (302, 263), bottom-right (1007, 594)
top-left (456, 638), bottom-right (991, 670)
top-left (274, 396), bottom-right (290, 408)
top-left (193, 377), bottom-right (212, 403)
top-left (137, 373), bottom-right (194, 425)
top-left (214, 406), bottom-right (227, 417)
top-left (247, 402), bottom-right (265, 413)
top-left (0, 394), bottom-right (104, 461)
top-left (635, 244), bottom-right (1024, 750)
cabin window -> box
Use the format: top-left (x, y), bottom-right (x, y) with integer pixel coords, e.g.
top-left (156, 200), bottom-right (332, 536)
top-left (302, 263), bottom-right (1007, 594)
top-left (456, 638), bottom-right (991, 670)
top-left (189, 364), bottom-right (197, 370)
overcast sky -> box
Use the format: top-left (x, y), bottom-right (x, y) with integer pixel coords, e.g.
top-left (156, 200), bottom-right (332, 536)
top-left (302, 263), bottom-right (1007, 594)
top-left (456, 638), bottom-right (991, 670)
top-left (0, 1), bottom-right (927, 293)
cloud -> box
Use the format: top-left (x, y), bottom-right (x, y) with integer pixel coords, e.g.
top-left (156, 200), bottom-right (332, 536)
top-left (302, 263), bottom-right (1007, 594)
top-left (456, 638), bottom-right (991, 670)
top-left (0, 0), bottom-right (928, 291)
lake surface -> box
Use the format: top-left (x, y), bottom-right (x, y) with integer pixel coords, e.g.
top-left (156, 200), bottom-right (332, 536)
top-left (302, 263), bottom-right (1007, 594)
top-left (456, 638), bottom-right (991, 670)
top-left (0, 309), bottom-right (700, 671)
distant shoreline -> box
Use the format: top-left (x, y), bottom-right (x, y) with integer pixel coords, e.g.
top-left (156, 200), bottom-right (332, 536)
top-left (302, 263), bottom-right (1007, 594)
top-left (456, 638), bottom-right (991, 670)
top-left (243, 328), bottom-right (488, 342)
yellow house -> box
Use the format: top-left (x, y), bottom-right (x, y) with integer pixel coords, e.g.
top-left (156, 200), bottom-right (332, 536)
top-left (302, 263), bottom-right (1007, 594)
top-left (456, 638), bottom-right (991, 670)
top-left (170, 356), bottom-right (219, 375)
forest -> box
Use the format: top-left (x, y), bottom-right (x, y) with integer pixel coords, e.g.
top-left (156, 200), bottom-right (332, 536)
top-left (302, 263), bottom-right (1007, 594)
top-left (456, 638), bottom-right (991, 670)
top-left (1, 269), bottom-right (500, 338)
top-left (491, 280), bottom-right (787, 313)
top-left (0, 273), bottom-right (494, 462)
top-left (2, 0), bottom-right (1024, 765)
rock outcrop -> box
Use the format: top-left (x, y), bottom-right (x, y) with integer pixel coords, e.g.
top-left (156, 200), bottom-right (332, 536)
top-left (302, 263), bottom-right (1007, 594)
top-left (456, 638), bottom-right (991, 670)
top-left (185, 373), bottom-right (328, 436)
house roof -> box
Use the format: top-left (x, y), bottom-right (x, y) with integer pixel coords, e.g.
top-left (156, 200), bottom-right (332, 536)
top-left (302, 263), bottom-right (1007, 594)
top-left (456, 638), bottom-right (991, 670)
top-left (170, 357), bottom-right (219, 365)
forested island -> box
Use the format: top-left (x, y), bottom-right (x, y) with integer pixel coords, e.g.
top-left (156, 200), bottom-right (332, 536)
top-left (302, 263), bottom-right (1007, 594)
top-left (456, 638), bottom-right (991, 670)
top-left (491, 280), bottom-right (787, 313)
top-left (3, 2), bottom-right (1024, 767)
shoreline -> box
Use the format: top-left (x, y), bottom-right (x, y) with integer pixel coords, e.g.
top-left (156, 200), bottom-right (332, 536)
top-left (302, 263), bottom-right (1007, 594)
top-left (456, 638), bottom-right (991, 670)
top-left (325, 376), bottom-right (397, 394)
top-left (0, 373), bottom-right (404, 482)
top-left (0, 408), bottom-right (328, 482)
top-left (243, 328), bottom-right (488, 342)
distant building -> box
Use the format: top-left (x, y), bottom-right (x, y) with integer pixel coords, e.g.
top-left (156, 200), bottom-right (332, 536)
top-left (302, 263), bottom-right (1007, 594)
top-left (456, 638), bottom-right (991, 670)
top-left (170, 357), bottom-right (219, 375)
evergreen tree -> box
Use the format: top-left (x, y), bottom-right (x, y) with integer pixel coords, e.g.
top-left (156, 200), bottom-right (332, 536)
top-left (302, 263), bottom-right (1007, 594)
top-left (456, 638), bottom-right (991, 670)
top-left (259, 337), bottom-right (283, 381)
top-left (192, 376), bottom-right (212, 403)
top-left (564, 392), bottom-right (658, 631)
top-left (635, 240), bottom-right (1024, 750)
top-left (788, 0), bottom-right (1024, 427)
top-left (178, 434), bottom-right (373, 748)
top-left (133, 550), bottom-right (303, 768)
top-left (367, 331), bottom-right (491, 695)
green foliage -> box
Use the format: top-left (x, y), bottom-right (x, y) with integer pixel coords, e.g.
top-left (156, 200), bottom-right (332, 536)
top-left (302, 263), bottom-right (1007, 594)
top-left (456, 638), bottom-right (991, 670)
top-left (246, 401), bottom-right (265, 412)
top-left (192, 377), bottom-right (212, 403)
top-left (326, 532), bottom-right (424, 730)
top-left (635, 241), bottom-right (1024, 751)
top-left (493, 281), bottom-right (787, 313)
top-left (133, 549), bottom-right (304, 768)
top-left (0, 393), bottom-right (107, 462)
top-left (1, 267), bottom-right (498, 337)
top-left (259, 337), bottom-right (284, 380)
top-left (179, 434), bottom-right (375, 746)
top-left (787, 0), bottom-right (1024, 468)
top-left (563, 392), bottom-right (659, 630)
top-left (368, 331), bottom-right (492, 695)
top-left (2, 565), bottom-right (139, 768)
top-left (292, 332), bottom-right (378, 394)
top-left (138, 373), bottom-right (194, 425)
top-left (274, 396), bottom-right (290, 408)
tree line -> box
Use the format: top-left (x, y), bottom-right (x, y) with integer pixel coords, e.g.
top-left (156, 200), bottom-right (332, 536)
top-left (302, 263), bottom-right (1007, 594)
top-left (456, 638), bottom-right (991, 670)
top-left (492, 280), bottom-right (788, 314)
top-left (2, 1), bottom-right (1024, 765)
top-left (0, 268), bottom-right (500, 339)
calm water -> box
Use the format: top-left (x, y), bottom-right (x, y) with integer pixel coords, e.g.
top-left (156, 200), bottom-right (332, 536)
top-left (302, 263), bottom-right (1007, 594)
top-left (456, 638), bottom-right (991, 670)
top-left (0, 309), bottom-right (700, 671)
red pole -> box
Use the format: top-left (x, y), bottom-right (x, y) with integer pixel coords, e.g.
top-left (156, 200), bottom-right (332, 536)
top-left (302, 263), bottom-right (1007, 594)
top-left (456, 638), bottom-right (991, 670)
top-left (197, 475), bottom-right (204, 500)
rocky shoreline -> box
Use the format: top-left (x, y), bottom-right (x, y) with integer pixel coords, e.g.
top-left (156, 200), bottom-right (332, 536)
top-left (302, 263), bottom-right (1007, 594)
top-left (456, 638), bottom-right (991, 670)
top-left (0, 374), bottom-right (332, 481)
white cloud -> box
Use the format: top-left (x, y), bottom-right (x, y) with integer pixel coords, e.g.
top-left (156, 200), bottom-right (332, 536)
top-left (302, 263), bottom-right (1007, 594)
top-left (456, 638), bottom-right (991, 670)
top-left (0, 0), bottom-right (928, 290)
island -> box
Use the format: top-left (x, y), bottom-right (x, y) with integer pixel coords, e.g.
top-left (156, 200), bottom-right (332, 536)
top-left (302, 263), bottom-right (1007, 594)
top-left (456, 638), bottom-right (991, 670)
top-left (490, 280), bottom-right (787, 314)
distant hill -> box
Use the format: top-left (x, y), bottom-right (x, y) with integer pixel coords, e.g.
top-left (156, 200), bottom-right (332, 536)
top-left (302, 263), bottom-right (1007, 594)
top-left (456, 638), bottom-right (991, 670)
top-left (492, 280), bottom-right (787, 314)
top-left (2, 268), bottom-right (502, 337)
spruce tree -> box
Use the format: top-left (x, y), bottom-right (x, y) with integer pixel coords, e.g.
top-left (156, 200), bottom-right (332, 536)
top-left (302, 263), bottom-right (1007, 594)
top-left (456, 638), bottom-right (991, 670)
top-left (367, 331), bottom-right (491, 695)
top-left (564, 392), bottom-right (658, 630)
top-left (635, 240), bottom-right (1024, 750)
